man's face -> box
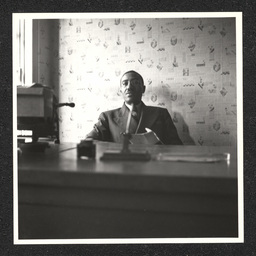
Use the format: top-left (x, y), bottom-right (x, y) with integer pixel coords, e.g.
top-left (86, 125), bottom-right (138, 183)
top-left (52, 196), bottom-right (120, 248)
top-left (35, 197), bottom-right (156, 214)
top-left (120, 72), bottom-right (145, 105)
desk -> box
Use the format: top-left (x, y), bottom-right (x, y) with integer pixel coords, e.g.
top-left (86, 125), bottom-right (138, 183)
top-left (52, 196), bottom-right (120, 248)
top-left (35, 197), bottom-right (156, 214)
top-left (18, 142), bottom-right (238, 239)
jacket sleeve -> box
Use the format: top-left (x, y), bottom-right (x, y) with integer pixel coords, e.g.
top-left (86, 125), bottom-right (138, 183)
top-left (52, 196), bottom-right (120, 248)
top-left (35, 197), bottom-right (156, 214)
top-left (86, 112), bottom-right (112, 141)
top-left (162, 109), bottom-right (183, 145)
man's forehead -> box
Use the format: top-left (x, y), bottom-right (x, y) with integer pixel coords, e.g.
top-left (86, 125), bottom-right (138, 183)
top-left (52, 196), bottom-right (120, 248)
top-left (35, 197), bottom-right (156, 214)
top-left (121, 72), bottom-right (140, 80)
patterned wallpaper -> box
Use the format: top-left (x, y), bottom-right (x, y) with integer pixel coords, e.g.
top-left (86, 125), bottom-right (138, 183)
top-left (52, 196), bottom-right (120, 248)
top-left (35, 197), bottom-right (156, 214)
top-left (37, 18), bottom-right (237, 146)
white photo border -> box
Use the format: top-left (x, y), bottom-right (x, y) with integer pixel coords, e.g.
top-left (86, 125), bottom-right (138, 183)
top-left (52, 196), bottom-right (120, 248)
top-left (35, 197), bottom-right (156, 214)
top-left (13, 12), bottom-right (243, 244)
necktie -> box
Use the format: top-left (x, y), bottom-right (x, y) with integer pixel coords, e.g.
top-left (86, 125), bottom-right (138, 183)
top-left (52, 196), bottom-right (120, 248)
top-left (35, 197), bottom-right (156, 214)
top-left (129, 106), bottom-right (139, 134)
top-left (131, 106), bottom-right (139, 122)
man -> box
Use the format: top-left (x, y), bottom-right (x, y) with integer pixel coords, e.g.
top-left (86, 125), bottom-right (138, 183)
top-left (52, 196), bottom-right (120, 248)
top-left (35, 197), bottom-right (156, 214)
top-left (86, 70), bottom-right (182, 145)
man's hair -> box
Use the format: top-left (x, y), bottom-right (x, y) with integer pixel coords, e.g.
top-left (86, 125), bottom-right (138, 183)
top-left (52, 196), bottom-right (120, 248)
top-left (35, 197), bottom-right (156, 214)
top-left (120, 70), bottom-right (144, 86)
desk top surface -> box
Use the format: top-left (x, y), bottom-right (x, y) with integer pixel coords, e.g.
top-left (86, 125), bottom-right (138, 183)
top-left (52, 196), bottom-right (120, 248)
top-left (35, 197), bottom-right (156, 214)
top-left (18, 141), bottom-right (237, 178)
top-left (18, 142), bottom-right (238, 195)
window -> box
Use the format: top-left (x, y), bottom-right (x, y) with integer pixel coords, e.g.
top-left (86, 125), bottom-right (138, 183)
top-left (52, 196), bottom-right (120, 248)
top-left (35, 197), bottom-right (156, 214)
top-left (13, 15), bottom-right (33, 86)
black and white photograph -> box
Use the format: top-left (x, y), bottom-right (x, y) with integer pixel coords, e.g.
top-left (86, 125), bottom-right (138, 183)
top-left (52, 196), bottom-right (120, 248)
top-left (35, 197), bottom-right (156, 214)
top-left (13, 12), bottom-right (243, 244)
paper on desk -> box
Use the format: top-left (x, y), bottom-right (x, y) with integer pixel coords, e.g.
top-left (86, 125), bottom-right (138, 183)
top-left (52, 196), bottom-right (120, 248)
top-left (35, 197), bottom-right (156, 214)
top-left (129, 128), bottom-right (162, 145)
top-left (156, 152), bottom-right (230, 162)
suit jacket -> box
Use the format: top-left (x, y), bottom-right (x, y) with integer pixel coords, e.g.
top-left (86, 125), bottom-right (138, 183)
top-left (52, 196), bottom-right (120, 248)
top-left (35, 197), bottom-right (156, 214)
top-left (86, 102), bottom-right (182, 145)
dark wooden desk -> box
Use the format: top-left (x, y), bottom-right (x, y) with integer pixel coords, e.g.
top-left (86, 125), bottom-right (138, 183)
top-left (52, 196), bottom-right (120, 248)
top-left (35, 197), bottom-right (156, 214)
top-left (18, 142), bottom-right (238, 239)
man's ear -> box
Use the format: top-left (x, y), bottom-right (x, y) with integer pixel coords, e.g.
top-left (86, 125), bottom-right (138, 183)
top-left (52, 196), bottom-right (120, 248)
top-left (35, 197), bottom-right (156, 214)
top-left (142, 85), bottom-right (146, 93)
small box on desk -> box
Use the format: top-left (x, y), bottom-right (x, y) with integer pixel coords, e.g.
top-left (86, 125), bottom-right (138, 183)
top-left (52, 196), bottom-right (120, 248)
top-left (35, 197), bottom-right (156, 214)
top-left (17, 86), bottom-right (54, 118)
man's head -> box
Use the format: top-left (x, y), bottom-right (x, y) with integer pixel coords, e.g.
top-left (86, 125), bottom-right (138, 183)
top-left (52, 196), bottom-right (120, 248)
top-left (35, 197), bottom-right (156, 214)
top-left (120, 70), bottom-right (146, 105)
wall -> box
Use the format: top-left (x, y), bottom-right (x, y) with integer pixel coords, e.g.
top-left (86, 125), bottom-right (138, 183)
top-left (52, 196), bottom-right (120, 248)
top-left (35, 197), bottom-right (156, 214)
top-left (35, 20), bottom-right (60, 98)
top-left (37, 18), bottom-right (237, 146)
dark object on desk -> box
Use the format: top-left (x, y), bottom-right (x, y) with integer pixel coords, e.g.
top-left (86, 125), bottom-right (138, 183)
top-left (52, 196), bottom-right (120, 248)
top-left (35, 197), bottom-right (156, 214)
top-left (77, 139), bottom-right (96, 158)
top-left (18, 141), bottom-right (50, 153)
top-left (100, 150), bottom-right (151, 161)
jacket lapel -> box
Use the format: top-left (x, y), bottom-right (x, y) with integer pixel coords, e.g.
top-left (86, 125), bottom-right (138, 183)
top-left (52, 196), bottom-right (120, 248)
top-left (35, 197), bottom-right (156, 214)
top-left (137, 102), bottom-right (159, 133)
top-left (113, 103), bottom-right (129, 133)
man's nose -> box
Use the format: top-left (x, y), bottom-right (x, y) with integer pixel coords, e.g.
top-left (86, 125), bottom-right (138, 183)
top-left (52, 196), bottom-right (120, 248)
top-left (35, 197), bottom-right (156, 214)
top-left (126, 81), bottom-right (132, 89)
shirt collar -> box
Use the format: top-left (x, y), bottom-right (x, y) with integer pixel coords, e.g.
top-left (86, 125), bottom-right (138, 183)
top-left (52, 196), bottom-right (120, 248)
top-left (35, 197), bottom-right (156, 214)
top-left (125, 102), bottom-right (142, 112)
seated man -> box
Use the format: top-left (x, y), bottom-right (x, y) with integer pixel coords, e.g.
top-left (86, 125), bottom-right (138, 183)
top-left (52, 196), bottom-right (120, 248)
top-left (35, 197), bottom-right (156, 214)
top-left (86, 70), bottom-right (182, 145)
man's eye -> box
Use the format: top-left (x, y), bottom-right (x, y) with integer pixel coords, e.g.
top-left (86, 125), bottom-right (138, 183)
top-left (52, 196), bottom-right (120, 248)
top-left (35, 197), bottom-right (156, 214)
top-left (132, 80), bottom-right (140, 86)
top-left (122, 79), bottom-right (140, 87)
